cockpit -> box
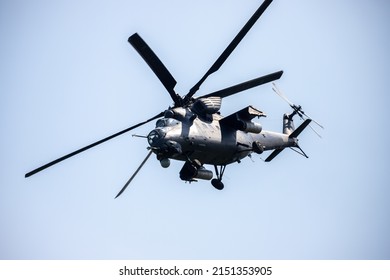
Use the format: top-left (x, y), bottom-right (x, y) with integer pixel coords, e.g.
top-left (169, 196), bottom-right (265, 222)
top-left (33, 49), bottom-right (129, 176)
top-left (155, 118), bottom-right (180, 128)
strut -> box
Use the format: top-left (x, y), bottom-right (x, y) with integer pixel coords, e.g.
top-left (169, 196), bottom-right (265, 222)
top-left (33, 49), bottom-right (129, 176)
top-left (212, 165), bottom-right (226, 190)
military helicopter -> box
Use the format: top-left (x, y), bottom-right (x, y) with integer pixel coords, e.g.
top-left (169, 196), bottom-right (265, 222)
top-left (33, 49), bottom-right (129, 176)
top-left (25, 0), bottom-right (322, 198)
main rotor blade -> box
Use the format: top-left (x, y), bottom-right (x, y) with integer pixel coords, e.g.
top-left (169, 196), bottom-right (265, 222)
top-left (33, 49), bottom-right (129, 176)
top-left (183, 0), bottom-right (274, 104)
top-left (115, 149), bottom-right (153, 199)
top-left (25, 112), bottom-right (164, 178)
top-left (198, 70), bottom-right (283, 99)
top-left (299, 112), bottom-right (324, 129)
top-left (129, 33), bottom-right (181, 106)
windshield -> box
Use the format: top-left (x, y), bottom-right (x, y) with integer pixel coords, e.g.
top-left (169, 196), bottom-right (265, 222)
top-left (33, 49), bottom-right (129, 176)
top-left (155, 118), bottom-right (179, 128)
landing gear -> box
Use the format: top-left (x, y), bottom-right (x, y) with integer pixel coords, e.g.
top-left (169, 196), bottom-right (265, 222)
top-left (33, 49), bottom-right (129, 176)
top-left (211, 179), bottom-right (224, 190)
top-left (212, 165), bottom-right (226, 190)
top-left (179, 160), bottom-right (226, 190)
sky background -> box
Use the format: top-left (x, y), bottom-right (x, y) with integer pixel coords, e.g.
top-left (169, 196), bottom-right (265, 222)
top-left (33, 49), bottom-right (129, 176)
top-left (1, 0), bottom-right (389, 259)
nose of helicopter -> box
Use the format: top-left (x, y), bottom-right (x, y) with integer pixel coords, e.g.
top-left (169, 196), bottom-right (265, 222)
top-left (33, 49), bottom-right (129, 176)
top-left (147, 127), bottom-right (183, 159)
top-left (147, 128), bottom-right (166, 147)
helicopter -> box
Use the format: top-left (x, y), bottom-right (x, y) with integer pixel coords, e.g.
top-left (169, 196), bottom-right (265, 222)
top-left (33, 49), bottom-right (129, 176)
top-left (25, 0), bottom-right (322, 198)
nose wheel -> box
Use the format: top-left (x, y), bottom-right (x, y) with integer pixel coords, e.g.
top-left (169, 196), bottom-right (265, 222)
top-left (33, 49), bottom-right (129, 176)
top-left (212, 165), bottom-right (226, 190)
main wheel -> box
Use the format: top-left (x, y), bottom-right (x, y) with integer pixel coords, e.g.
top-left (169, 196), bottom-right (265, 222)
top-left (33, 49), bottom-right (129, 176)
top-left (211, 179), bottom-right (224, 190)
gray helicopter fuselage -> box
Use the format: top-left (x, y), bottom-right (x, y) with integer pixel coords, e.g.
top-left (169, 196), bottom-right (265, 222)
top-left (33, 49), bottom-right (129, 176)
top-left (147, 107), bottom-right (295, 166)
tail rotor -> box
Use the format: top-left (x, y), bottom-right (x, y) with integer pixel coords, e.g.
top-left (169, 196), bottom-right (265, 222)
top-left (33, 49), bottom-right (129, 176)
top-left (272, 83), bottom-right (324, 138)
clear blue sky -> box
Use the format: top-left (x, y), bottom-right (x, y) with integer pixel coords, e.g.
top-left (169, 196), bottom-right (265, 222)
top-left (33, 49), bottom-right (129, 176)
top-left (1, 0), bottom-right (389, 259)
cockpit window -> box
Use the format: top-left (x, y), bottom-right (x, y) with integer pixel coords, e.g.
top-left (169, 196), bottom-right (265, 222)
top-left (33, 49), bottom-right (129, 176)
top-left (155, 119), bottom-right (165, 128)
top-left (155, 118), bottom-right (179, 128)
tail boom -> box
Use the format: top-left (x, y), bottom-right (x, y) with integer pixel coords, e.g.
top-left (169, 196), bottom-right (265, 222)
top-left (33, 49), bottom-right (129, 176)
top-left (263, 118), bottom-right (312, 162)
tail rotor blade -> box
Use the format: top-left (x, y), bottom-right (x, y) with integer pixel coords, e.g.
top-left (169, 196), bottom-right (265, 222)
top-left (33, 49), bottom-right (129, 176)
top-left (272, 82), bottom-right (324, 130)
top-left (25, 112), bottom-right (164, 178)
top-left (308, 123), bottom-right (322, 138)
top-left (115, 150), bottom-right (153, 199)
top-left (300, 111), bottom-right (324, 129)
top-left (272, 82), bottom-right (293, 106)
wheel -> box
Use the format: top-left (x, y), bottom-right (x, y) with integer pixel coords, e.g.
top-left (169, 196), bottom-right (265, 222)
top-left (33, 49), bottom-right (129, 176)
top-left (211, 179), bottom-right (224, 190)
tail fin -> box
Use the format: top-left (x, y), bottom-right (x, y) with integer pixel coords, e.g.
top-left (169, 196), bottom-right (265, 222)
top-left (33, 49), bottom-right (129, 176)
top-left (265, 119), bottom-right (312, 162)
top-left (283, 113), bottom-right (295, 135)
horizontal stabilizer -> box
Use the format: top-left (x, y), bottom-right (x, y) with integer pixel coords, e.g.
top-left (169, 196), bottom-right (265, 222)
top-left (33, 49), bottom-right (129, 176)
top-left (289, 119), bottom-right (312, 138)
top-left (265, 148), bottom-right (284, 162)
top-left (265, 119), bottom-right (311, 162)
